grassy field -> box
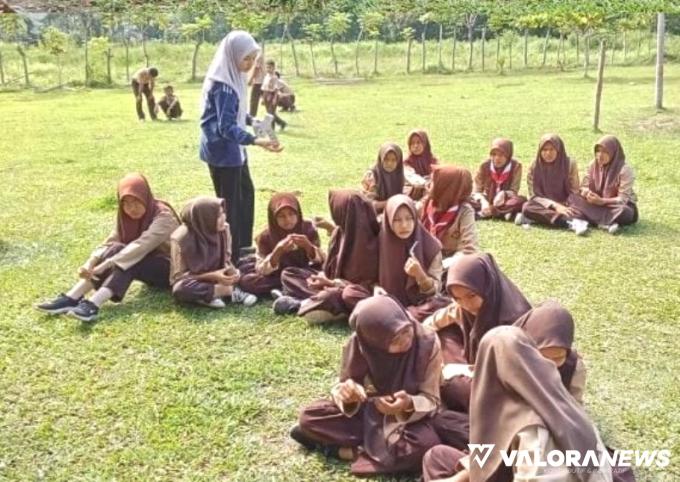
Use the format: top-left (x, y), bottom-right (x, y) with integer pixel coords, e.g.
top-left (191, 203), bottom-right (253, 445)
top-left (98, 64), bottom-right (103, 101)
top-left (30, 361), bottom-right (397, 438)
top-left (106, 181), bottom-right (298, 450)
top-left (1, 65), bottom-right (679, 481)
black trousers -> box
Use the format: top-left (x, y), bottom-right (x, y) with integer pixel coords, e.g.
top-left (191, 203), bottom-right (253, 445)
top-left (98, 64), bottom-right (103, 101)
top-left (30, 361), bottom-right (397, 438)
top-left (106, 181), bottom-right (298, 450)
top-left (131, 80), bottom-right (156, 120)
top-left (208, 162), bottom-right (255, 262)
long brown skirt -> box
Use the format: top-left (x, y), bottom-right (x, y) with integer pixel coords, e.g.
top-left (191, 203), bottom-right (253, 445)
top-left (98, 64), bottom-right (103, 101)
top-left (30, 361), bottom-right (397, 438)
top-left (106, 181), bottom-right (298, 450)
top-left (521, 198), bottom-right (565, 226)
top-left (421, 445), bottom-right (467, 482)
top-left (568, 193), bottom-right (638, 226)
top-left (470, 193), bottom-right (527, 218)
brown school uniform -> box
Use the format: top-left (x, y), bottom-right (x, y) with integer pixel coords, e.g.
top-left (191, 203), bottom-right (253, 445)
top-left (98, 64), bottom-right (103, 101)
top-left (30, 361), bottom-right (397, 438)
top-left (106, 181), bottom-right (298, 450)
top-left (261, 71), bottom-right (285, 128)
top-left (360, 142), bottom-right (405, 212)
top-left (239, 193), bottom-right (324, 296)
top-left (471, 138), bottom-right (527, 219)
top-left (89, 174), bottom-right (179, 301)
top-left (569, 136), bottom-right (638, 227)
top-left (248, 54), bottom-right (265, 117)
top-left (131, 68), bottom-right (157, 120)
top-left (158, 94), bottom-right (183, 119)
top-left (296, 296), bottom-right (442, 476)
top-left (170, 197), bottom-right (237, 304)
top-left (275, 78), bottom-right (296, 111)
top-left (522, 134), bottom-right (581, 226)
top-left (404, 130), bottom-right (438, 202)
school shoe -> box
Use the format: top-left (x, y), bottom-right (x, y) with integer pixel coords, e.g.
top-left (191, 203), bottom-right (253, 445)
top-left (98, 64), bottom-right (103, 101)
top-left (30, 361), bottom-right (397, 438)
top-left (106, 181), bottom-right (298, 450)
top-left (232, 287), bottom-right (258, 307)
top-left (199, 298), bottom-right (227, 309)
top-left (568, 218), bottom-right (589, 236)
top-left (504, 212), bottom-right (513, 222)
top-left (514, 212), bottom-right (531, 226)
top-left (273, 296), bottom-right (301, 315)
top-left (270, 289), bottom-right (283, 300)
top-left (68, 299), bottom-right (99, 323)
top-left (35, 293), bottom-right (81, 315)
top-left (289, 424), bottom-right (340, 458)
top-left (607, 223), bottom-right (620, 235)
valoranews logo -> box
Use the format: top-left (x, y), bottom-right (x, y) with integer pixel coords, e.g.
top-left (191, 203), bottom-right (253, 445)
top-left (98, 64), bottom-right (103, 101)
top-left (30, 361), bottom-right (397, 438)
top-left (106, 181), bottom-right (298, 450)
top-left (468, 444), bottom-right (671, 469)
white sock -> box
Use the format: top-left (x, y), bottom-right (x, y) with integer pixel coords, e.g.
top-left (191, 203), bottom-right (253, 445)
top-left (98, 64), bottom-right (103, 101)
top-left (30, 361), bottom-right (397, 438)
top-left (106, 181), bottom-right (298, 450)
top-left (66, 280), bottom-right (94, 300)
top-left (89, 287), bottom-right (113, 307)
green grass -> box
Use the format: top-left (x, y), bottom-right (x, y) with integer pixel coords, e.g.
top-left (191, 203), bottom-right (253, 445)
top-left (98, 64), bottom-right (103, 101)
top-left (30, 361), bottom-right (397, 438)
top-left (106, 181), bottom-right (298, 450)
top-left (1, 64), bottom-right (679, 481)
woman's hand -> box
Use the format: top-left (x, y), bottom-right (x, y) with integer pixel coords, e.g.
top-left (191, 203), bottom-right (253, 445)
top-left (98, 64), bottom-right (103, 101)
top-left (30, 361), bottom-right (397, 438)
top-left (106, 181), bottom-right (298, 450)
top-left (254, 138), bottom-right (283, 152)
top-left (90, 260), bottom-right (113, 278)
top-left (586, 191), bottom-right (605, 206)
top-left (307, 273), bottom-right (334, 290)
top-left (374, 391), bottom-right (413, 416)
top-left (337, 379), bottom-right (367, 405)
top-left (404, 256), bottom-right (427, 282)
top-left (554, 203), bottom-right (575, 218)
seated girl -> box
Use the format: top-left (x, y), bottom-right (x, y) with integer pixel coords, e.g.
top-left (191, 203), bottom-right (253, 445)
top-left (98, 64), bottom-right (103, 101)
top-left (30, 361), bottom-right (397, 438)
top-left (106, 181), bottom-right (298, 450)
top-left (471, 138), bottom-right (526, 222)
top-left (276, 189), bottom-right (380, 324)
top-left (35, 173), bottom-right (179, 323)
top-left (361, 142), bottom-right (405, 213)
top-left (421, 326), bottom-right (615, 482)
top-left (568, 135), bottom-right (638, 235)
top-left (404, 129), bottom-right (438, 200)
top-left (170, 196), bottom-right (257, 308)
top-left (291, 295), bottom-right (442, 477)
top-left (239, 192), bottom-right (323, 297)
top-left (425, 252), bottom-right (531, 412)
top-left (420, 165), bottom-right (478, 261)
top-left (518, 133), bottom-right (587, 235)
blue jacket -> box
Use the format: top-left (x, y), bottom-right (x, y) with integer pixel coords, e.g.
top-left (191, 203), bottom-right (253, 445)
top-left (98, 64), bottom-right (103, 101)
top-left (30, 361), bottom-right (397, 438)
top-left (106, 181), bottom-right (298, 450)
top-left (199, 81), bottom-right (256, 167)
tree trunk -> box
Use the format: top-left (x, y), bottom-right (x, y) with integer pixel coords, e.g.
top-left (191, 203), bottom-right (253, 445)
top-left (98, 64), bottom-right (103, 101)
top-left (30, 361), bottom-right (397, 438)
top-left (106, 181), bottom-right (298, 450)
top-left (355, 26), bottom-right (363, 77)
top-left (373, 37), bottom-right (379, 74)
top-left (279, 24), bottom-right (286, 70)
top-left (83, 17), bottom-right (91, 86)
top-left (481, 27), bottom-right (486, 71)
top-left (287, 27), bottom-right (299, 76)
top-left (655, 13), bottom-right (665, 110)
top-left (523, 29), bottom-right (528, 68)
top-left (330, 39), bottom-right (338, 76)
top-left (309, 41), bottom-right (317, 78)
top-left (467, 25), bottom-right (474, 70)
top-left (142, 30), bottom-right (149, 67)
top-left (541, 28), bottom-right (550, 67)
top-left (406, 38), bottom-right (412, 73)
top-left (611, 34), bottom-right (616, 64)
top-left (508, 36), bottom-right (513, 69)
top-left (106, 48), bottom-right (113, 84)
top-left (17, 44), bottom-right (29, 87)
top-left (496, 35), bottom-right (501, 70)
top-left (623, 30), bottom-right (628, 61)
top-left (57, 56), bottom-right (63, 87)
top-left (438, 24), bottom-right (443, 72)
top-left (451, 28), bottom-right (457, 72)
top-left (421, 29), bottom-right (426, 73)
top-left (637, 30), bottom-right (642, 58)
top-left (0, 50), bottom-right (5, 85)
top-left (593, 39), bottom-right (606, 131)
top-left (583, 33), bottom-right (590, 77)
top-left (576, 32), bottom-right (580, 64)
top-left (191, 39), bottom-right (202, 81)
top-left (558, 33), bottom-right (564, 65)
top-left (124, 38), bottom-right (130, 81)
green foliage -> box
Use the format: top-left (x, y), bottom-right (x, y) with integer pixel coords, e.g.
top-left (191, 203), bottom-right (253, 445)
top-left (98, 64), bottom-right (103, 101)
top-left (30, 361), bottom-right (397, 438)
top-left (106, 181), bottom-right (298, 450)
top-left (41, 26), bottom-right (69, 57)
top-left (401, 26), bottom-right (415, 41)
top-left (326, 11), bottom-right (351, 41)
top-left (360, 11), bottom-right (384, 39)
top-left (303, 22), bottom-right (323, 42)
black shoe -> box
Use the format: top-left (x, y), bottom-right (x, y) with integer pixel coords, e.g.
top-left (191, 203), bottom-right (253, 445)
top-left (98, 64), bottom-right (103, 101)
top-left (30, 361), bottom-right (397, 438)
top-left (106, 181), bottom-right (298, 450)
top-left (290, 425), bottom-right (339, 457)
top-left (35, 293), bottom-right (81, 315)
top-left (68, 299), bottom-right (100, 323)
top-left (273, 296), bottom-right (301, 315)
top-left (270, 289), bottom-right (283, 300)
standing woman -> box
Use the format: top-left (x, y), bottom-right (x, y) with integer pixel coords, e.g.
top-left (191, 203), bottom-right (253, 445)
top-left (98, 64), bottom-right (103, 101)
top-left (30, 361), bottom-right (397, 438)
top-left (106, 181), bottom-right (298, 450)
top-left (199, 30), bottom-right (282, 263)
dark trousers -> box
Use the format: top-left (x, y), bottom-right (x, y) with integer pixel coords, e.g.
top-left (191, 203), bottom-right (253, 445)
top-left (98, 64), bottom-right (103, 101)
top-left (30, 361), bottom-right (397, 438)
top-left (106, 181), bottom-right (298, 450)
top-left (249, 83), bottom-right (263, 117)
top-left (262, 91), bottom-right (286, 128)
top-left (131, 80), bottom-right (156, 120)
top-left (158, 99), bottom-right (183, 119)
top-left (93, 243), bottom-right (170, 302)
top-left (208, 163), bottom-right (255, 262)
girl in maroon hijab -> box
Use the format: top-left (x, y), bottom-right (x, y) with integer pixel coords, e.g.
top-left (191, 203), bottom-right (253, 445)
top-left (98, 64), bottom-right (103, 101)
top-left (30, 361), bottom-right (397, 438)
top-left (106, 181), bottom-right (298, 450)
top-left (35, 173), bottom-right (180, 323)
top-left (277, 189), bottom-right (380, 323)
top-left (425, 252), bottom-right (531, 412)
top-left (291, 295), bottom-right (442, 476)
top-left (404, 129), bottom-right (439, 200)
top-left (471, 138), bottom-right (527, 222)
top-left (361, 142), bottom-right (405, 213)
top-left (170, 196), bottom-right (257, 309)
top-left (568, 135), bottom-right (638, 235)
top-left (239, 192), bottom-right (323, 297)
top-left (518, 133), bottom-right (588, 235)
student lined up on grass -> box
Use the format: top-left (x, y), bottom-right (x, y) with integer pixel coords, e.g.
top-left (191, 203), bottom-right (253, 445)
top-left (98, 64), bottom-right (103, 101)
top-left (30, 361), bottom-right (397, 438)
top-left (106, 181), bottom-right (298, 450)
top-left (131, 66), bottom-right (159, 121)
top-left (404, 129), bottom-right (439, 200)
top-left (361, 142), bottom-right (405, 214)
top-left (35, 174), bottom-right (180, 322)
top-left (156, 85), bottom-right (183, 120)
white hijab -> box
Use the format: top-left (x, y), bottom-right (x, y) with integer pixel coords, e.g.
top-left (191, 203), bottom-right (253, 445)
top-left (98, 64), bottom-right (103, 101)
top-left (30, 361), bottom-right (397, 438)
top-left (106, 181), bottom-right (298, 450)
top-left (201, 30), bottom-right (260, 130)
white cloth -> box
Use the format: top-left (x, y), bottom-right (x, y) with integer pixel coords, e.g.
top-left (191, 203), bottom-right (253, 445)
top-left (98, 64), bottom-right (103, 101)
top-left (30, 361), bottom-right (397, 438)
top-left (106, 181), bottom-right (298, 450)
top-left (201, 30), bottom-right (260, 158)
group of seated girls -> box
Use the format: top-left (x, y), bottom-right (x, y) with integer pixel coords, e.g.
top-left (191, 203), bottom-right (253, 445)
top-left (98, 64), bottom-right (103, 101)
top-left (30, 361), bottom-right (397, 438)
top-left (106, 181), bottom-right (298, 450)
top-left (362, 131), bottom-right (638, 236)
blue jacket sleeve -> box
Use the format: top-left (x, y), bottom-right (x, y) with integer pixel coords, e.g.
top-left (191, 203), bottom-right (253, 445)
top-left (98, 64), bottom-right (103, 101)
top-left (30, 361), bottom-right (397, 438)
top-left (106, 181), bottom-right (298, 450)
top-left (214, 86), bottom-right (256, 145)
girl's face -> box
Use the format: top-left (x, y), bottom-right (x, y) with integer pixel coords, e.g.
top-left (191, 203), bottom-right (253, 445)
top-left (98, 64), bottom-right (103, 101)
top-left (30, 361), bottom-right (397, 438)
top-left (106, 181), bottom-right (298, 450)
top-left (391, 205), bottom-right (415, 239)
top-left (238, 51), bottom-right (258, 72)
top-left (216, 207), bottom-right (226, 232)
top-left (595, 146), bottom-right (611, 166)
top-left (541, 142), bottom-right (558, 163)
top-left (275, 206), bottom-right (299, 231)
top-left (382, 151), bottom-right (399, 173)
top-left (539, 346), bottom-right (568, 367)
top-left (121, 195), bottom-right (146, 220)
top-left (491, 149), bottom-right (508, 168)
top-left (409, 136), bottom-right (425, 156)
top-left (388, 325), bottom-right (414, 353)
top-left (265, 63), bottom-right (275, 74)
top-left (450, 284), bottom-right (484, 315)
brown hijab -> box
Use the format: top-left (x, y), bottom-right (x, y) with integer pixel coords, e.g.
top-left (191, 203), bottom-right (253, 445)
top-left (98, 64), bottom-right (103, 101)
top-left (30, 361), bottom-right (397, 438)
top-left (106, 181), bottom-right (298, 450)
top-left (405, 129), bottom-right (438, 176)
top-left (174, 196), bottom-right (228, 274)
top-left (379, 195), bottom-right (441, 306)
top-left (324, 190), bottom-right (380, 286)
top-left (514, 300), bottom-right (579, 389)
top-left (372, 142), bottom-right (405, 201)
top-left (480, 138), bottom-right (520, 200)
top-left (446, 253), bottom-right (531, 363)
top-left (470, 326), bottom-right (603, 482)
top-left (590, 135), bottom-right (627, 198)
top-left (255, 192), bottom-right (320, 269)
top-left (428, 165), bottom-right (473, 212)
top-left (341, 295), bottom-right (438, 465)
top-left (531, 134), bottom-right (573, 203)
top-left (116, 173), bottom-right (176, 244)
